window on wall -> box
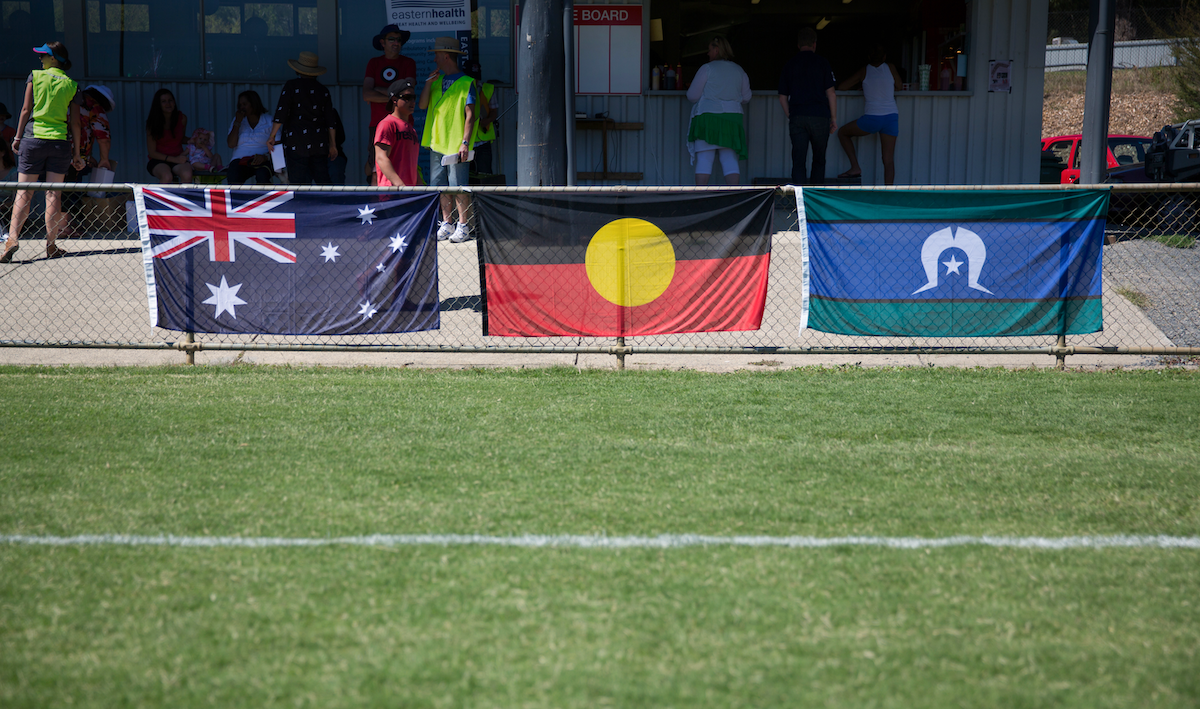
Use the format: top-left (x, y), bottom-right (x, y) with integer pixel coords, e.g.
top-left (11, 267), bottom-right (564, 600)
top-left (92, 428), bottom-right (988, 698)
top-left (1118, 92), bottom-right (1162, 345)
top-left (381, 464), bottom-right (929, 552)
top-left (86, 0), bottom-right (203, 78)
top-left (204, 0), bottom-right (318, 80)
top-left (1, 0), bottom-right (66, 76)
top-left (475, 0), bottom-right (512, 85)
top-left (84, 0), bottom-right (316, 80)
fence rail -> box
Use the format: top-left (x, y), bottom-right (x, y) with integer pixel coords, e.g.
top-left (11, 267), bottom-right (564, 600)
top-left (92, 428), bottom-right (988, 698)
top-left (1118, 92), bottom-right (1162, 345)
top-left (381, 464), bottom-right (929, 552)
top-left (1, 183), bottom-right (1198, 368)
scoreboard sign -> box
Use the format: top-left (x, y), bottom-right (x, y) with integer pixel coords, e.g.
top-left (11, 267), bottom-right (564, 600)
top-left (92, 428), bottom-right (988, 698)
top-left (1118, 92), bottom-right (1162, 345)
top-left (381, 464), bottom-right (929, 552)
top-left (516, 4), bottom-right (644, 95)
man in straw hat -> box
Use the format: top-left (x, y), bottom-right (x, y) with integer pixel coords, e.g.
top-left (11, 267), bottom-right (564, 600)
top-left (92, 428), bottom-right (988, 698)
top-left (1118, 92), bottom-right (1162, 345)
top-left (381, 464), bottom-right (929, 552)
top-left (419, 37), bottom-right (477, 243)
top-left (268, 51), bottom-right (338, 184)
top-left (363, 24), bottom-right (415, 185)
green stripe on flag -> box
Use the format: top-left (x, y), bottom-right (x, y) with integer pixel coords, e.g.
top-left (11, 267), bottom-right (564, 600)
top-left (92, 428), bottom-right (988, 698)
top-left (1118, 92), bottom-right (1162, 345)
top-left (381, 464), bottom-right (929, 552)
top-left (809, 298), bottom-right (1103, 337)
top-left (804, 189), bottom-right (1111, 223)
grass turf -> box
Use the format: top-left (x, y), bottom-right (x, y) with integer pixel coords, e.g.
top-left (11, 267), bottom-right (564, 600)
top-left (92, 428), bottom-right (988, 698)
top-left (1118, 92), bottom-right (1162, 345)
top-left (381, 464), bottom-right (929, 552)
top-left (1, 365), bottom-right (1198, 706)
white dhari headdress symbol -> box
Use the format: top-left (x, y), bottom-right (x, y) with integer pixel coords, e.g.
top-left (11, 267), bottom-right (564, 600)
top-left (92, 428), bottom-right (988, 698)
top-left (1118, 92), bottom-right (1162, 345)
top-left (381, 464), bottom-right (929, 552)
top-left (911, 226), bottom-right (993, 295)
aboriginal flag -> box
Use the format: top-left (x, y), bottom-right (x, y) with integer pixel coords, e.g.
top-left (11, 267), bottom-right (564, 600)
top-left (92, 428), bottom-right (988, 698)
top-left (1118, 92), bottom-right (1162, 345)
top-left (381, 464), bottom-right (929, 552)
top-left (475, 190), bottom-right (774, 337)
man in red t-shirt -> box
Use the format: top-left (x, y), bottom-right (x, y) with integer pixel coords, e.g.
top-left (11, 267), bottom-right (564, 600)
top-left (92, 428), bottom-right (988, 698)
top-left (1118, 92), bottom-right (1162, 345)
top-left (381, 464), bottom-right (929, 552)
top-left (363, 24), bottom-right (415, 184)
top-left (374, 79), bottom-right (420, 187)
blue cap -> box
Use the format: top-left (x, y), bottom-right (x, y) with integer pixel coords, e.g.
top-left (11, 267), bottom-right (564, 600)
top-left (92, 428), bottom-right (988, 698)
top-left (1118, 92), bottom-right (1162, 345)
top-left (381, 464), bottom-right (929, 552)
top-left (33, 44), bottom-right (65, 63)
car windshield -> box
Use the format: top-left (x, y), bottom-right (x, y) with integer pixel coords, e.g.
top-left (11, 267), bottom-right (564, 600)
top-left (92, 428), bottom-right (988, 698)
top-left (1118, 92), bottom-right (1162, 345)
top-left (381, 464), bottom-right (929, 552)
top-left (1109, 137), bottom-right (1151, 165)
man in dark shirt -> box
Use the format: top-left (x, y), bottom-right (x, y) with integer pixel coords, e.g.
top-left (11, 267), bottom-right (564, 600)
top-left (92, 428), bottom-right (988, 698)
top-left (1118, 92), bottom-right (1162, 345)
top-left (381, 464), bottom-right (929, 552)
top-left (268, 51), bottom-right (338, 185)
top-left (778, 28), bottom-right (837, 184)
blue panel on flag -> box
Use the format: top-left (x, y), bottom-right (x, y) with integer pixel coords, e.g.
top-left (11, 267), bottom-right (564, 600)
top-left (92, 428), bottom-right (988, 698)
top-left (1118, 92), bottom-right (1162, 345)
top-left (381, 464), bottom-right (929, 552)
top-left (138, 188), bottom-right (441, 335)
top-left (807, 220), bottom-right (1103, 302)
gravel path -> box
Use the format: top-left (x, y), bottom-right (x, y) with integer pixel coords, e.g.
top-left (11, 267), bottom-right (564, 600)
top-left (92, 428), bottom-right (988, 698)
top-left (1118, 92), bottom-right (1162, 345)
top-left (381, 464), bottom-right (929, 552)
top-left (1104, 235), bottom-right (1200, 347)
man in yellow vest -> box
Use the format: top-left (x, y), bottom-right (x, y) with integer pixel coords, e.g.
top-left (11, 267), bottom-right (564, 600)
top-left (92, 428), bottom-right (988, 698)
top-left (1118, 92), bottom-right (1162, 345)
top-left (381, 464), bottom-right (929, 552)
top-left (419, 37), bottom-right (477, 243)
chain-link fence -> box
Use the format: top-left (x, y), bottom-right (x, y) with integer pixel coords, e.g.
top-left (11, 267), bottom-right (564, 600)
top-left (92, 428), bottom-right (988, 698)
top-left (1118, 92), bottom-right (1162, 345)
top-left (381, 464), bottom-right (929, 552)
top-left (1, 183), bottom-right (1197, 367)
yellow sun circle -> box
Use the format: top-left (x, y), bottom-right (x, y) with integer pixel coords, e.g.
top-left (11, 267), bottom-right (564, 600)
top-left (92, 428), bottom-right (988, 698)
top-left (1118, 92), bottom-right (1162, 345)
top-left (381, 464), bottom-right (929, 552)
top-left (584, 218), bottom-right (676, 307)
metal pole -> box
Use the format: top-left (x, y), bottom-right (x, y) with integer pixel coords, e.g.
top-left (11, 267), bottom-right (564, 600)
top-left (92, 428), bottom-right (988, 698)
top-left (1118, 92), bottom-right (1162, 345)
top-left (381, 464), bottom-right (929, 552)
top-left (1081, 0), bottom-right (1116, 184)
top-left (517, 0), bottom-right (567, 186)
top-left (564, 0), bottom-right (577, 186)
top-left (1056, 334), bottom-right (1067, 369)
top-left (185, 331), bottom-right (195, 365)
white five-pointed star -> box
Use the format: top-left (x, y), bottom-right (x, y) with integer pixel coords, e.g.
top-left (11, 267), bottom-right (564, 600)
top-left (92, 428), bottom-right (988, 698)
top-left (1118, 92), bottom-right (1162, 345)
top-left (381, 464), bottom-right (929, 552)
top-left (320, 242), bottom-right (340, 262)
top-left (358, 205), bottom-right (377, 224)
top-left (376, 261), bottom-right (386, 272)
top-left (202, 276), bottom-right (248, 319)
top-left (943, 255), bottom-right (964, 275)
top-left (389, 233), bottom-right (408, 252)
top-left (358, 301), bottom-right (378, 320)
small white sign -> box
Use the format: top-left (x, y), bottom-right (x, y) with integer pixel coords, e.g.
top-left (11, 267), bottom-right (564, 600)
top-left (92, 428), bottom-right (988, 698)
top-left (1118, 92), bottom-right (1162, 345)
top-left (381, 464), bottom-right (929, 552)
top-left (988, 59), bottom-right (1012, 93)
top-left (386, 0), bottom-right (471, 33)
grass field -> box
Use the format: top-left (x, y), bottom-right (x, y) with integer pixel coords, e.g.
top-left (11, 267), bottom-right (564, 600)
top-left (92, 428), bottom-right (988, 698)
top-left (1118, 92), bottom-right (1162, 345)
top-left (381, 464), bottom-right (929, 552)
top-left (1, 365), bottom-right (1198, 707)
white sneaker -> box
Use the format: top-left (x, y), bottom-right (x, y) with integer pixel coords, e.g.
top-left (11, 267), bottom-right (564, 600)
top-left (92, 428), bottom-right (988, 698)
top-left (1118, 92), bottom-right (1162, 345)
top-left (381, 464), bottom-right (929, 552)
top-left (449, 222), bottom-right (471, 243)
top-left (436, 221), bottom-right (455, 241)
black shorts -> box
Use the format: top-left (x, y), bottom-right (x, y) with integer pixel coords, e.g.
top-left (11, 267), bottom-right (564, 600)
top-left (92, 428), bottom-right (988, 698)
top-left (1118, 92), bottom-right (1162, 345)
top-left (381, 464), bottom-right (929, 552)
top-left (146, 158), bottom-right (178, 175)
top-left (17, 137), bottom-right (72, 176)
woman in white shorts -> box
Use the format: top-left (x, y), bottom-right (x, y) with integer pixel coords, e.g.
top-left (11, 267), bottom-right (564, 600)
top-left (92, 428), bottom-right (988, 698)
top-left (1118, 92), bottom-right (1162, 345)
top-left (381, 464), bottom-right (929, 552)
top-left (837, 44), bottom-right (902, 185)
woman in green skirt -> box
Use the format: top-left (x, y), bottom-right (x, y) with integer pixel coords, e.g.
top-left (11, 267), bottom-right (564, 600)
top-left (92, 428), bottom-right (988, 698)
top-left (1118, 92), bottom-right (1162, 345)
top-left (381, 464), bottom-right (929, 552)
top-left (686, 36), bottom-right (751, 185)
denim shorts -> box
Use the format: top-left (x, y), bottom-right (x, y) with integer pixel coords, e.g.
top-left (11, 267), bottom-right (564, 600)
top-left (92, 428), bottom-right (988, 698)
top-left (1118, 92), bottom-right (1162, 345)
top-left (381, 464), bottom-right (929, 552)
top-left (17, 137), bottom-right (72, 176)
top-left (855, 113), bottom-right (900, 137)
top-left (428, 149), bottom-right (469, 187)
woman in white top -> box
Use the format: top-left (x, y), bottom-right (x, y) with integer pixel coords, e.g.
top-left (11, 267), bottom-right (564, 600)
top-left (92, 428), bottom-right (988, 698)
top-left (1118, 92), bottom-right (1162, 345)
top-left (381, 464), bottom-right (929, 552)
top-left (225, 90), bottom-right (274, 185)
top-left (837, 45), bottom-right (902, 185)
top-left (686, 36), bottom-right (752, 185)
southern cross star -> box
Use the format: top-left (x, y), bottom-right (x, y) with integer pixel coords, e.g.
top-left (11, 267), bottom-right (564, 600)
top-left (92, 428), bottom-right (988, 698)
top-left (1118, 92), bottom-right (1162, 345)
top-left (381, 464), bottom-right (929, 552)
top-left (943, 255), bottom-right (964, 275)
top-left (358, 301), bottom-right (378, 320)
top-left (202, 276), bottom-right (247, 319)
top-left (358, 205), bottom-right (377, 224)
top-left (389, 233), bottom-right (408, 252)
top-left (320, 242), bottom-right (340, 262)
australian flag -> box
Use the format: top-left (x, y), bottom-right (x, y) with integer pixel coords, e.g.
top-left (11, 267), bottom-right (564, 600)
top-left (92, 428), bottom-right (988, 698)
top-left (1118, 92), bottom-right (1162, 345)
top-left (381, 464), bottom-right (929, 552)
top-left (135, 187), bottom-right (441, 335)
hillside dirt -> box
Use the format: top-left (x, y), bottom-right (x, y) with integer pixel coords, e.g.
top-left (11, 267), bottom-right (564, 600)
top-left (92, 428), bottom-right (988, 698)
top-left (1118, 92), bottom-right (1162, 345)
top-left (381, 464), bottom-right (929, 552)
top-left (1042, 67), bottom-right (1182, 137)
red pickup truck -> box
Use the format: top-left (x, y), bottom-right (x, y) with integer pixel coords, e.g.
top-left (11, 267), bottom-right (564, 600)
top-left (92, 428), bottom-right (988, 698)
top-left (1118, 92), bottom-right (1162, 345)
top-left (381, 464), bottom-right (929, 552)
top-left (1040, 134), bottom-right (1152, 184)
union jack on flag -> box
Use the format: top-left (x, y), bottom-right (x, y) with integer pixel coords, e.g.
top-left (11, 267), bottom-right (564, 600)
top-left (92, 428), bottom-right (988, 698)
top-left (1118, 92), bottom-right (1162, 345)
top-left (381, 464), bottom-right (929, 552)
top-left (135, 187), bottom-right (442, 336)
top-left (145, 187), bottom-right (297, 263)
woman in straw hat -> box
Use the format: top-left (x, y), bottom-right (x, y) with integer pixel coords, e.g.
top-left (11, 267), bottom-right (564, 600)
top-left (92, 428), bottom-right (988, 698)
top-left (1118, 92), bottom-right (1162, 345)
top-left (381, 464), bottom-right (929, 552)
top-left (268, 51), bottom-right (338, 184)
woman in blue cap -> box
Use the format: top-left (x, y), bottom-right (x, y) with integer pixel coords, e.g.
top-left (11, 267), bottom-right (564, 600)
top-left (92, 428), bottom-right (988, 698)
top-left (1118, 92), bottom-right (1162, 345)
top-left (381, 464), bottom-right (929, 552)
top-left (2, 41), bottom-right (84, 263)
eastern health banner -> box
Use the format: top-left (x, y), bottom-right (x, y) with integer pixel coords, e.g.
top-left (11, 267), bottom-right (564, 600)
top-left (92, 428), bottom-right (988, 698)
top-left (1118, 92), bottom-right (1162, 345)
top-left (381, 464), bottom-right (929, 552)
top-left (799, 188), bottom-right (1109, 337)
top-left (136, 187), bottom-right (441, 335)
top-left (475, 190), bottom-right (774, 337)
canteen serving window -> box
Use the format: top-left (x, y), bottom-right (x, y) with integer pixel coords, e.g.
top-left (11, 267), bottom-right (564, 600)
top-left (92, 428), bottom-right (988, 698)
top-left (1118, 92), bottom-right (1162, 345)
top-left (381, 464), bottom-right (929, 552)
top-left (648, 0), bottom-right (970, 92)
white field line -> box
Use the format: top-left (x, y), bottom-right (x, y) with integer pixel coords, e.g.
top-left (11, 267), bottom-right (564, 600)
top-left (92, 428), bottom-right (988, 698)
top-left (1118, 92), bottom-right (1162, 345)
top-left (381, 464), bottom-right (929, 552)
top-left (2, 534), bottom-right (1199, 550)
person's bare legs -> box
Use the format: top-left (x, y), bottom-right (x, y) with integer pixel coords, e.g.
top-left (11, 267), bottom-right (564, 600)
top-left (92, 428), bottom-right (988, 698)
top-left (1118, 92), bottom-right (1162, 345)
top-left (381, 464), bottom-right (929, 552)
top-left (454, 193), bottom-right (470, 227)
top-left (151, 163), bottom-right (175, 184)
top-left (837, 120), bottom-right (868, 177)
top-left (695, 172), bottom-right (710, 186)
top-left (880, 133), bottom-right (898, 186)
top-left (43, 170), bottom-right (67, 252)
top-left (724, 173), bottom-right (740, 186)
top-left (4, 173), bottom-right (38, 253)
top-left (173, 163), bottom-right (194, 184)
top-left (439, 193), bottom-right (455, 224)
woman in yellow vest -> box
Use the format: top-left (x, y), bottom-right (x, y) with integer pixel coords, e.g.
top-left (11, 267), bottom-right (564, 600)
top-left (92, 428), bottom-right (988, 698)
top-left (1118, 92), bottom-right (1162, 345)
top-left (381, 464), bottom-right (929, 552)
top-left (2, 42), bottom-right (84, 263)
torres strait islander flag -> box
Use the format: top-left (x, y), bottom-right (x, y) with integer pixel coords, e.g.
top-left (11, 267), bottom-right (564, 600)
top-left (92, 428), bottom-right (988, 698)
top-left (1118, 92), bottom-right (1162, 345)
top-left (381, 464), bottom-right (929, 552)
top-left (799, 188), bottom-right (1109, 337)
top-left (474, 190), bottom-right (774, 337)
top-left (135, 187), bottom-right (441, 335)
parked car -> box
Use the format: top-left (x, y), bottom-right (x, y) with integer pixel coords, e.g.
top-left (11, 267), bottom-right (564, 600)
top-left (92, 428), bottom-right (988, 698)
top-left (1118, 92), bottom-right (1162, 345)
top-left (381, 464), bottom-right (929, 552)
top-left (1106, 121), bottom-right (1200, 231)
top-left (1039, 134), bottom-right (1153, 184)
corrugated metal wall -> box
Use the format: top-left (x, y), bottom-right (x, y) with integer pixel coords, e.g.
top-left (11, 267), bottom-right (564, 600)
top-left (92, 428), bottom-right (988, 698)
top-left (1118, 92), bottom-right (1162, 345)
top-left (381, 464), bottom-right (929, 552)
top-left (2, 0), bottom-right (1048, 187)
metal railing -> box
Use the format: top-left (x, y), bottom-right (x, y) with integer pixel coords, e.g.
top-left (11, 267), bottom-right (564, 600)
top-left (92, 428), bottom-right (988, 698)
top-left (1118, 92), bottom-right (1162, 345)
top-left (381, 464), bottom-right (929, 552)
top-left (1, 182), bottom-right (1198, 368)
